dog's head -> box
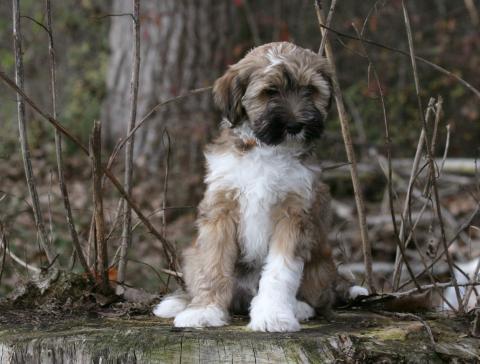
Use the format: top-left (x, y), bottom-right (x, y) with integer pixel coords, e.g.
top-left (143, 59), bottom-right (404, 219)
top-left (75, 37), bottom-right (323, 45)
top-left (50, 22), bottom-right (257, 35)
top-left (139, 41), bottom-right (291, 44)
top-left (213, 42), bottom-right (333, 146)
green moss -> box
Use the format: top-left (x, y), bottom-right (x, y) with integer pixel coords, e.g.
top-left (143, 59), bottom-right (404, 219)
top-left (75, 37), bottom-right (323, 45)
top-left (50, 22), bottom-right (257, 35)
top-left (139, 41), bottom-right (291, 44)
top-left (366, 327), bottom-right (407, 341)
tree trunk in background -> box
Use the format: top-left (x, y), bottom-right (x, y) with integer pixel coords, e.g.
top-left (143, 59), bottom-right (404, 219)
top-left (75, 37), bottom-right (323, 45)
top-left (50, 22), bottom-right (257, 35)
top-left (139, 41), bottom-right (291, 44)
top-left (103, 0), bottom-right (234, 205)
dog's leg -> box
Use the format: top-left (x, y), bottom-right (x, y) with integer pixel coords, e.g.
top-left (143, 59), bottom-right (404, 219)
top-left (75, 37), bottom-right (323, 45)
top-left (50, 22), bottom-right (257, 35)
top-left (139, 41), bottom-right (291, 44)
top-left (248, 206), bottom-right (307, 332)
top-left (299, 252), bottom-right (336, 317)
top-left (173, 190), bottom-right (239, 328)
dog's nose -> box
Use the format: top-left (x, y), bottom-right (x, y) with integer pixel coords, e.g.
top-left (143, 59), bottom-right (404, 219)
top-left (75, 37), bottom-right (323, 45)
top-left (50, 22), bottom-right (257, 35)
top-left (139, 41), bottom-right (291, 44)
top-left (285, 122), bottom-right (303, 135)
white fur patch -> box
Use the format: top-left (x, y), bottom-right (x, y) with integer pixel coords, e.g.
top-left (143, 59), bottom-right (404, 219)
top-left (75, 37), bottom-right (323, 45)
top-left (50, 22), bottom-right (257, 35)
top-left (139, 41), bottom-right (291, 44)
top-left (248, 254), bottom-right (303, 332)
top-left (294, 300), bottom-right (315, 321)
top-left (205, 141), bottom-right (316, 264)
top-left (265, 49), bottom-right (284, 72)
top-left (153, 295), bottom-right (188, 318)
top-left (348, 286), bottom-right (369, 300)
top-left (173, 305), bottom-right (228, 328)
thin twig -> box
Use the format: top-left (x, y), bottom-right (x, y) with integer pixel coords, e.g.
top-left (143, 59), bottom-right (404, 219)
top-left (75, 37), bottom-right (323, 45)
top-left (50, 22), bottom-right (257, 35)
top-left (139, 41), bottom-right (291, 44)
top-left (118, 0), bottom-right (141, 286)
top-left (161, 268), bottom-right (183, 278)
top-left (90, 121), bottom-right (110, 294)
top-left (353, 21), bottom-right (423, 291)
top-left (162, 128), bottom-right (172, 291)
top-left (131, 205), bottom-right (194, 232)
top-left (20, 15), bottom-right (51, 36)
top-left (94, 13), bottom-right (135, 21)
top-left (440, 123), bottom-right (451, 173)
top-left (402, 0), bottom-right (463, 312)
top-left (11, 0), bottom-right (58, 267)
top-left (45, 0), bottom-right (92, 279)
top-left (162, 129), bottom-right (171, 237)
top-left (315, 0), bottom-right (375, 293)
top-left (352, 22), bottom-right (413, 291)
top-left (315, 23), bottom-right (480, 100)
top-left (0, 224), bottom-right (6, 282)
top-left (430, 96), bottom-right (443, 157)
top-left (372, 310), bottom-right (436, 347)
top-left (398, 204), bottom-right (480, 291)
top-left (392, 98), bottom-right (435, 289)
top-left (395, 281), bottom-right (480, 298)
top-left (127, 258), bottom-right (166, 286)
top-left (374, 153), bottom-right (429, 292)
top-left (0, 226), bottom-right (40, 274)
top-left (318, 0), bottom-right (337, 56)
top-left (0, 69), bottom-right (184, 286)
top-left (107, 86), bottom-right (212, 170)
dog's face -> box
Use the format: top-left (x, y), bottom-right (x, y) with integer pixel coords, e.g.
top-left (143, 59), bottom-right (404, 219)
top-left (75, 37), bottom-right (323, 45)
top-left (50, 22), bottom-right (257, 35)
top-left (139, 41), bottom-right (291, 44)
top-left (213, 42), bottom-right (333, 146)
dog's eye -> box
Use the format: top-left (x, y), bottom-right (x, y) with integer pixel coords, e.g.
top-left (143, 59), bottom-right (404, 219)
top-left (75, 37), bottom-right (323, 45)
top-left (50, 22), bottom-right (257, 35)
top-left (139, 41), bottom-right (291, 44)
top-left (264, 87), bottom-right (279, 96)
top-left (303, 85), bottom-right (318, 96)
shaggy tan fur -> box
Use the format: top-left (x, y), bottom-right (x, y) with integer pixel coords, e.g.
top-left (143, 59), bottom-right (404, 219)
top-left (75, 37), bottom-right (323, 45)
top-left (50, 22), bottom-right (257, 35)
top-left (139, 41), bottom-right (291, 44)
top-left (182, 189), bottom-right (240, 311)
top-left (154, 42), bottom-right (364, 331)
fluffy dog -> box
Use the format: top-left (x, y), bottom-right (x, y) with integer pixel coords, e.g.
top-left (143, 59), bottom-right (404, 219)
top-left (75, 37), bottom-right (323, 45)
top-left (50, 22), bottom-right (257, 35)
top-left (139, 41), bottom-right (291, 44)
top-left (153, 42), bottom-right (367, 332)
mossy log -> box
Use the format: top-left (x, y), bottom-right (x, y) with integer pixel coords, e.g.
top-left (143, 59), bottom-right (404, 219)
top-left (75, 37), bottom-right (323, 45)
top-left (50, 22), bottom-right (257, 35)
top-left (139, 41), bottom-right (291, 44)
top-left (0, 311), bottom-right (478, 363)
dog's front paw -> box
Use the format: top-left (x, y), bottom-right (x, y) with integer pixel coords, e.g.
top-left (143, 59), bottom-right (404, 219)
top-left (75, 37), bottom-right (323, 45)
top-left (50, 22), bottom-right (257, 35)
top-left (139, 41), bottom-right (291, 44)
top-left (294, 300), bottom-right (315, 321)
top-left (173, 305), bottom-right (228, 328)
top-left (248, 295), bottom-right (300, 332)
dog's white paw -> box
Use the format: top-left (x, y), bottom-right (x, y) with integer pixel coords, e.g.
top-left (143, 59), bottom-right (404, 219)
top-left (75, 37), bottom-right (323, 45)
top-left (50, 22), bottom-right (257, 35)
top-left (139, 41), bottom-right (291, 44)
top-left (248, 295), bottom-right (300, 332)
top-left (348, 285), bottom-right (368, 300)
top-left (153, 295), bottom-right (188, 318)
top-left (173, 305), bottom-right (228, 328)
top-left (294, 300), bottom-right (315, 321)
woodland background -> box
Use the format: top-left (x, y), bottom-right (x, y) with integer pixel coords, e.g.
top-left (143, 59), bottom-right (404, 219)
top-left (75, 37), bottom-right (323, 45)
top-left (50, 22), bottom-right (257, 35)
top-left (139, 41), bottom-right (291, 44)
top-left (0, 0), bottom-right (479, 310)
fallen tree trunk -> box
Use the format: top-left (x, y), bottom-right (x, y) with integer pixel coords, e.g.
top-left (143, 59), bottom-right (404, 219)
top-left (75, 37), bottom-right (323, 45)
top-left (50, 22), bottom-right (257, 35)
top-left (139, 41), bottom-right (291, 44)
top-left (0, 311), bottom-right (478, 363)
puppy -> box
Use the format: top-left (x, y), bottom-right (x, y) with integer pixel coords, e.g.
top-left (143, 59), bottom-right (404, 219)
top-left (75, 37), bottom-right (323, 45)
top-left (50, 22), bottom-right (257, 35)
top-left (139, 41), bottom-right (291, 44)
top-left (154, 42), bottom-right (367, 332)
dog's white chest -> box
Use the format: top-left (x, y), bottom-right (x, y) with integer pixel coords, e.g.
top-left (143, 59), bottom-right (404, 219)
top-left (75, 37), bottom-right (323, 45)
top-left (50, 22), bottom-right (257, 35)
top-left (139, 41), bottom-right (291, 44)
top-left (205, 147), bottom-right (315, 264)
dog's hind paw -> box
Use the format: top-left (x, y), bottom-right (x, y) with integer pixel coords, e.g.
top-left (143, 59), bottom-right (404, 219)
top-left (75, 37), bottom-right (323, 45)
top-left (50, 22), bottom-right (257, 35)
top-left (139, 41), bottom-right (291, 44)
top-left (153, 294), bottom-right (188, 318)
top-left (348, 285), bottom-right (369, 300)
top-left (294, 300), bottom-right (315, 321)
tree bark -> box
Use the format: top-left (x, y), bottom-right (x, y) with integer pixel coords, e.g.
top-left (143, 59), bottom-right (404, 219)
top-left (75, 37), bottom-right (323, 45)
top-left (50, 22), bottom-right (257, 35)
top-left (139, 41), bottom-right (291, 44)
top-left (0, 312), bottom-right (478, 363)
top-left (102, 0), bottom-right (234, 201)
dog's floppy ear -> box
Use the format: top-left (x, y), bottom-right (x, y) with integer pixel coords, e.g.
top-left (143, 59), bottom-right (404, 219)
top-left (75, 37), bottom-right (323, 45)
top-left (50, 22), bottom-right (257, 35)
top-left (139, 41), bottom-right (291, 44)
top-left (316, 61), bottom-right (334, 112)
top-left (323, 74), bottom-right (334, 112)
top-left (213, 66), bottom-right (247, 126)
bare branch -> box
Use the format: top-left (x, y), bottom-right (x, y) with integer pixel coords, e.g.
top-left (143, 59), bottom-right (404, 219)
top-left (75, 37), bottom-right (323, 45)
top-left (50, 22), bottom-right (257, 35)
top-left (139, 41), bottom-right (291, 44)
top-left (107, 86), bottom-right (212, 169)
top-left (90, 121), bottom-right (110, 294)
top-left (118, 0), bottom-right (141, 286)
top-left (352, 21), bottom-right (421, 291)
top-left (402, 0), bottom-right (463, 312)
top-left (318, 0), bottom-right (337, 56)
top-left (315, 23), bottom-right (480, 100)
top-left (11, 0), bottom-right (58, 267)
top-left (392, 98), bottom-right (436, 290)
top-left (0, 70), bottom-right (184, 286)
top-left (0, 225), bottom-right (40, 274)
top-left (315, 0), bottom-right (375, 293)
top-left (45, 0), bottom-right (92, 279)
